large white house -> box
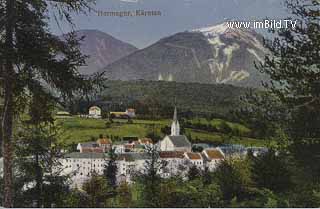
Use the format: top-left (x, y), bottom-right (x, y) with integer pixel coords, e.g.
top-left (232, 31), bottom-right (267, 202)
top-left (61, 152), bottom-right (106, 188)
top-left (88, 106), bottom-right (102, 119)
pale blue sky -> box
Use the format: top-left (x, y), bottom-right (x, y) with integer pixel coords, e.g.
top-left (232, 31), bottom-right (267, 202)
top-left (50, 0), bottom-right (289, 48)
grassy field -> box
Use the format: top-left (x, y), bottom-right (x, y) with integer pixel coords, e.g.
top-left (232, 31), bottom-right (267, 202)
top-left (57, 117), bottom-right (268, 147)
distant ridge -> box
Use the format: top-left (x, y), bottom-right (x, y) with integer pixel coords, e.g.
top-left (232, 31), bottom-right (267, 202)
top-left (62, 29), bottom-right (138, 75)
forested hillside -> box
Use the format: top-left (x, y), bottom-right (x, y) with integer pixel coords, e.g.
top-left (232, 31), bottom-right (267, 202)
top-left (87, 80), bottom-right (250, 119)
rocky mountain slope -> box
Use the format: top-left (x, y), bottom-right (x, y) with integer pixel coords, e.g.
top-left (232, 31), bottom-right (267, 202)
top-left (71, 30), bottom-right (138, 75)
top-left (100, 23), bottom-right (268, 87)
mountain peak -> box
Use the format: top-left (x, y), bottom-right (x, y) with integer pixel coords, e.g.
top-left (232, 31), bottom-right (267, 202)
top-left (61, 30), bottom-right (138, 75)
top-left (101, 22), bottom-right (267, 87)
top-left (193, 22), bottom-right (230, 36)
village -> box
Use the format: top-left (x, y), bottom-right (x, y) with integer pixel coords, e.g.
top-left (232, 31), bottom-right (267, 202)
top-left (58, 106), bottom-right (268, 188)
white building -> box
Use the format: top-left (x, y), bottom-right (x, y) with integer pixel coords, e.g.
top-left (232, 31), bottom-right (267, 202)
top-left (159, 151), bottom-right (188, 178)
top-left (159, 107), bottom-right (192, 152)
top-left (184, 152), bottom-right (204, 170)
top-left (61, 152), bottom-right (106, 188)
top-left (76, 142), bottom-right (103, 153)
top-left (116, 153), bottom-right (150, 184)
top-left (160, 135), bottom-right (192, 152)
top-left (202, 148), bottom-right (225, 171)
top-left (88, 106), bottom-right (102, 119)
top-left (125, 108), bottom-right (136, 118)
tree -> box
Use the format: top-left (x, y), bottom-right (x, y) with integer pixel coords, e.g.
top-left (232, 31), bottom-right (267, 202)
top-left (63, 189), bottom-right (90, 208)
top-left (187, 165), bottom-right (200, 181)
top-left (103, 147), bottom-right (118, 188)
top-left (160, 177), bottom-right (223, 208)
top-left (134, 145), bottom-right (166, 207)
top-left (82, 173), bottom-right (110, 208)
top-left (115, 182), bottom-right (133, 208)
top-left (0, 0), bottom-right (97, 206)
top-left (250, 149), bottom-right (293, 193)
top-left (219, 121), bottom-right (233, 134)
top-left (14, 123), bottom-right (71, 207)
top-left (256, 0), bottom-right (320, 180)
top-left (215, 159), bottom-right (252, 202)
top-left (236, 91), bottom-right (288, 139)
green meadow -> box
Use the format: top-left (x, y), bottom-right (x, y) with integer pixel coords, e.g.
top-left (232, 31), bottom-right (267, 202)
top-left (57, 117), bottom-right (268, 147)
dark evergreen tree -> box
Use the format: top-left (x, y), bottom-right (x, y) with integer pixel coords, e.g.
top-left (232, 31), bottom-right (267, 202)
top-left (0, 0), bottom-right (99, 206)
top-left (103, 147), bottom-right (118, 188)
top-left (187, 165), bottom-right (200, 181)
top-left (250, 150), bottom-right (293, 193)
top-left (82, 173), bottom-right (110, 208)
top-left (135, 145), bottom-right (166, 207)
top-left (256, 0), bottom-right (320, 181)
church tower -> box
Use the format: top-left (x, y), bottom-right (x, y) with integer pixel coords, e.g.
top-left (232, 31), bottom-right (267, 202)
top-left (171, 106), bottom-right (180, 136)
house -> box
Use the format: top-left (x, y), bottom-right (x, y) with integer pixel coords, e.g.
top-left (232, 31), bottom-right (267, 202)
top-left (88, 106), bottom-right (101, 119)
top-left (138, 138), bottom-right (153, 145)
top-left (112, 141), bottom-right (125, 154)
top-left (125, 108), bottom-right (136, 118)
top-left (117, 153), bottom-right (150, 184)
top-left (61, 152), bottom-right (106, 188)
top-left (77, 142), bottom-right (103, 153)
top-left (202, 148), bottom-right (225, 171)
top-left (159, 135), bottom-right (192, 152)
top-left (96, 138), bottom-right (112, 152)
top-left (159, 151), bottom-right (187, 178)
top-left (184, 152), bottom-right (204, 169)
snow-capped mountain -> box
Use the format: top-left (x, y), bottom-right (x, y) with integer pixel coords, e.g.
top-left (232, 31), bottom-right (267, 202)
top-left (100, 22), bottom-right (268, 87)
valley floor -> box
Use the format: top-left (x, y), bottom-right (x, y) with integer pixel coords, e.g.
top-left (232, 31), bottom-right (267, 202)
top-left (57, 117), bottom-right (268, 147)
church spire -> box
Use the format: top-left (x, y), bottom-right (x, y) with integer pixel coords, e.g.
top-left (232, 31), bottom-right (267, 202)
top-left (173, 106), bottom-right (177, 122)
top-left (171, 106), bottom-right (180, 136)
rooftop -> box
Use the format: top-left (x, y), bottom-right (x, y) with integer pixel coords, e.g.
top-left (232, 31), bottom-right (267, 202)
top-left (185, 152), bottom-right (202, 160)
top-left (65, 152), bottom-right (106, 159)
top-left (204, 149), bottom-right (224, 160)
top-left (118, 153), bottom-right (150, 161)
top-left (79, 141), bottom-right (99, 148)
top-left (81, 147), bottom-right (104, 153)
top-left (168, 135), bottom-right (191, 148)
top-left (159, 151), bottom-right (185, 159)
top-left (97, 138), bottom-right (112, 144)
top-left (139, 138), bottom-right (153, 144)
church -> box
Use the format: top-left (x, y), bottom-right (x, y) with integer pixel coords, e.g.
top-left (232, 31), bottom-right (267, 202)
top-left (159, 107), bottom-right (192, 152)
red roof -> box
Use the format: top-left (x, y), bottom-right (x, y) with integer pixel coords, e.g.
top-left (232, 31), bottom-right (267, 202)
top-left (97, 138), bottom-right (112, 145)
top-left (139, 138), bottom-right (153, 144)
top-left (186, 152), bottom-right (202, 160)
top-left (159, 151), bottom-right (185, 159)
top-left (205, 149), bottom-right (224, 160)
